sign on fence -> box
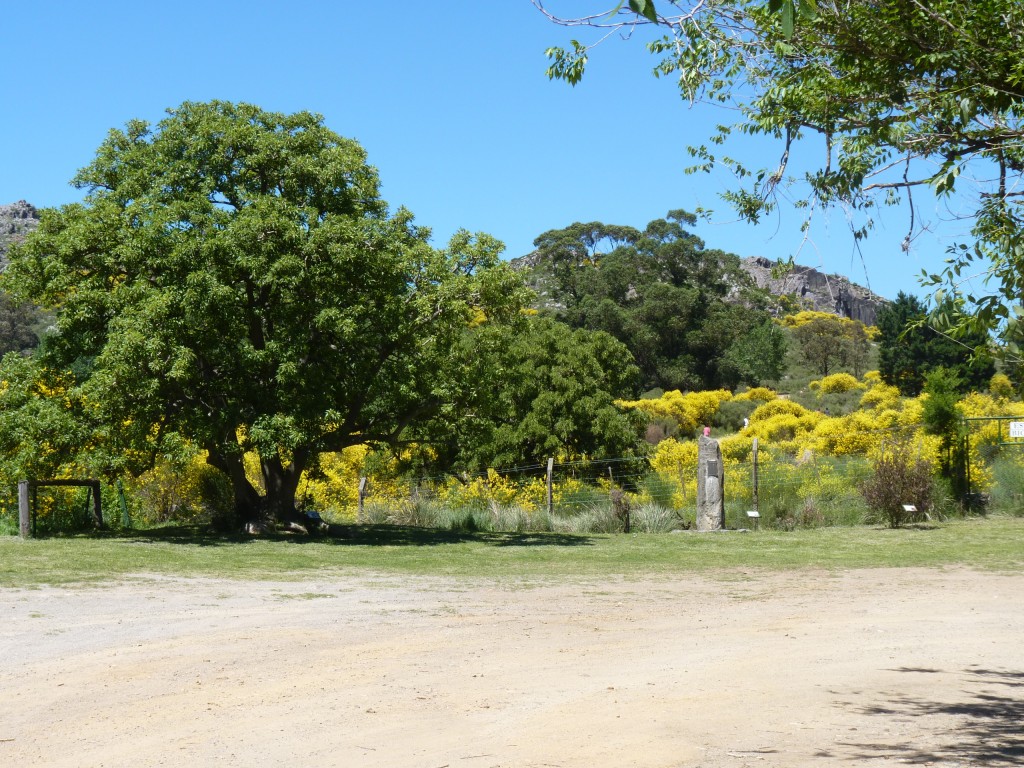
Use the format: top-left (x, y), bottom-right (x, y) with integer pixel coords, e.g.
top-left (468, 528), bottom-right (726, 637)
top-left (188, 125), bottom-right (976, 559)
top-left (1010, 421), bottom-right (1024, 439)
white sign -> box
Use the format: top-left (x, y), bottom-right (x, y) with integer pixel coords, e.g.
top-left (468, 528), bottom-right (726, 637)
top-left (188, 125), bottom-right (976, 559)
top-left (1010, 421), bottom-right (1024, 439)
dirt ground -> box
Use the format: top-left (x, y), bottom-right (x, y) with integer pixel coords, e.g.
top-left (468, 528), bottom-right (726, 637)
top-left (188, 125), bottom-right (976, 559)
top-left (2, 568), bottom-right (1022, 767)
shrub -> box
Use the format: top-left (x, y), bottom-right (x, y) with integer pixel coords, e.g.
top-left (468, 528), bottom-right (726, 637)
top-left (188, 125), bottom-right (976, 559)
top-left (810, 373), bottom-right (865, 394)
top-left (733, 387), bottom-right (777, 403)
top-left (990, 372), bottom-right (1015, 400)
top-left (860, 446), bottom-right (934, 527)
top-left (714, 399), bottom-right (757, 431)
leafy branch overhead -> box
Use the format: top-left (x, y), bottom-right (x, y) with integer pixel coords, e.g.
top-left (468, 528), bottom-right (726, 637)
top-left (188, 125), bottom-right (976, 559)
top-left (536, 0), bottom-right (1024, 336)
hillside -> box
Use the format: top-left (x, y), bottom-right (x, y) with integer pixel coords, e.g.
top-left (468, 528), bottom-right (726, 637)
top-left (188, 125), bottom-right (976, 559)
top-left (741, 256), bottom-right (887, 326)
top-left (512, 246), bottom-right (887, 326)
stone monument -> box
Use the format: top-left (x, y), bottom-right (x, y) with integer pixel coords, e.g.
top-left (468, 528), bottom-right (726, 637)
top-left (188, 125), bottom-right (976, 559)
top-left (696, 435), bottom-right (725, 531)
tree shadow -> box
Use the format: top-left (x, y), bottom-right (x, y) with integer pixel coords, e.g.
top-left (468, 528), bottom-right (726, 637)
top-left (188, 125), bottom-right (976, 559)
top-left (829, 667), bottom-right (1024, 765)
top-left (83, 524), bottom-right (595, 549)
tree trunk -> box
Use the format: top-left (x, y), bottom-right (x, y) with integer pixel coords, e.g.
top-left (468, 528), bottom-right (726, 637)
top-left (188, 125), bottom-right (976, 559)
top-left (206, 448), bottom-right (263, 526)
top-left (260, 448), bottom-right (308, 526)
top-left (206, 445), bottom-right (311, 531)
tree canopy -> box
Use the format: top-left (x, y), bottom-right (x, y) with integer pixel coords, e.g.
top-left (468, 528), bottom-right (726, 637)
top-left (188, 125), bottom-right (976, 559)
top-left (4, 101), bottom-right (525, 524)
top-left (524, 210), bottom-right (780, 391)
top-left (877, 292), bottom-right (995, 395)
top-left (416, 315), bottom-right (647, 473)
top-left (537, 0), bottom-right (1024, 337)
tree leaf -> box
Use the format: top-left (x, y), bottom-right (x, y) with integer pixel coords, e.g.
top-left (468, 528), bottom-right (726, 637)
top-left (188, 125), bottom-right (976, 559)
top-left (628, 0), bottom-right (658, 24)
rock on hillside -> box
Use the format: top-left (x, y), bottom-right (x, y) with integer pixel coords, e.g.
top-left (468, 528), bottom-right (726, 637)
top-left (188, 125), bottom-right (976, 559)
top-left (0, 200), bottom-right (40, 266)
top-left (739, 256), bottom-right (888, 326)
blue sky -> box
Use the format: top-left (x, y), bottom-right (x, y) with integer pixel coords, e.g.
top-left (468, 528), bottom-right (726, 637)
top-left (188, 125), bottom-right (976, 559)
top-left (2, 1), bottom-right (971, 300)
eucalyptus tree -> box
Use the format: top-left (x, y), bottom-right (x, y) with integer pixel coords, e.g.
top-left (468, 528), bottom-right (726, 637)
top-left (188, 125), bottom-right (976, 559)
top-left (528, 211), bottom-right (775, 390)
top-left (5, 101), bottom-right (526, 525)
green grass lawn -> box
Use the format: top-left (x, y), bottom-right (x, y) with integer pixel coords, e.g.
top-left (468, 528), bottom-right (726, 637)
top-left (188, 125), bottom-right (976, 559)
top-left (1, 516), bottom-right (1022, 587)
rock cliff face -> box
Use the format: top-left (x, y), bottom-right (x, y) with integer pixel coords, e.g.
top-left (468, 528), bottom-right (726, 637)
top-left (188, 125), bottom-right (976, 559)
top-left (0, 200), bottom-right (40, 266)
top-left (739, 256), bottom-right (888, 326)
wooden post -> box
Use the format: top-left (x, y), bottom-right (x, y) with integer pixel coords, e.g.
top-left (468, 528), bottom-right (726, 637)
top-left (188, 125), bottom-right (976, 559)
top-left (752, 437), bottom-right (759, 514)
top-left (91, 481), bottom-right (103, 528)
top-left (546, 458), bottom-right (554, 517)
top-left (357, 476), bottom-right (368, 523)
top-left (117, 479), bottom-right (131, 529)
top-left (18, 480), bottom-right (30, 538)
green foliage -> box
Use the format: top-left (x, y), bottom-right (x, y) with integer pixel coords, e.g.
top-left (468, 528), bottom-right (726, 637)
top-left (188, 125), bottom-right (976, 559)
top-left (525, 211), bottom-right (776, 390)
top-left (877, 292), bottom-right (995, 395)
top-left (0, 293), bottom-right (43, 355)
top-left (3, 101), bottom-right (527, 524)
top-left (720, 319), bottom-right (788, 386)
top-left (987, 456), bottom-right (1024, 516)
top-left (921, 368), bottom-right (966, 489)
top-left (540, 1), bottom-right (1024, 338)
top-left (415, 315), bottom-right (647, 472)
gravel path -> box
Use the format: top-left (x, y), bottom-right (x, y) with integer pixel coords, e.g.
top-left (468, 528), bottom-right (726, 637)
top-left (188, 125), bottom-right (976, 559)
top-left (2, 568), bottom-right (1022, 767)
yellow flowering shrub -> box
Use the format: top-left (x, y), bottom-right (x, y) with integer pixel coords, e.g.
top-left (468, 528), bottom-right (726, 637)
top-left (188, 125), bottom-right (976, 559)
top-left (810, 373), bottom-right (866, 394)
top-left (990, 372), bottom-right (1015, 400)
top-left (302, 445), bottom-right (369, 518)
top-left (733, 387), bottom-right (777, 403)
top-left (617, 389), bottom-right (732, 434)
top-left (781, 310), bottom-right (842, 327)
top-left (862, 370), bottom-right (882, 385)
top-left (808, 411), bottom-right (884, 456)
top-left (749, 398), bottom-right (809, 422)
top-left (860, 382), bottom-right (901, 411)
top-left (433, 470), bottom-right (548, 512)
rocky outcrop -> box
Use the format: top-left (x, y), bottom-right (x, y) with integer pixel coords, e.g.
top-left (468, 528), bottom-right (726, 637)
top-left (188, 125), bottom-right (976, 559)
top-left (739, 256), bottom-right (888, 326)
top-left (0, 201), bottom-right (40, 266)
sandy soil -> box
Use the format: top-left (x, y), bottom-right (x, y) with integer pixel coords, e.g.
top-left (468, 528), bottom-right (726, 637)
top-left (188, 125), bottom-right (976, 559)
top-left (2, 568), bottom-right (1022, 767)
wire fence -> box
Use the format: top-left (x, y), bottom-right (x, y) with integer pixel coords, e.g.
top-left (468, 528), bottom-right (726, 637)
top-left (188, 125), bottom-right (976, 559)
top-left (355, 435), bottom-right (1024, 531)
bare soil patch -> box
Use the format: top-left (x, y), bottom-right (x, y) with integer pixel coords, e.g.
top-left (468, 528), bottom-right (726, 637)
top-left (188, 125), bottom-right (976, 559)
top-left (2, 568), bottom-right (1022, 767)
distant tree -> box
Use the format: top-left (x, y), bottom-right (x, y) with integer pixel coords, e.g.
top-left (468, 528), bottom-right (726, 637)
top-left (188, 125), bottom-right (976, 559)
top-left (877, 292), bottom-right (995, 395)
top-left (791, 315), bottom-right (851, 377)
top-left (3, 101), bottom-right (526, 526)
top-left (877, 293), bottom-right (932, 395)
top-left (720, 318), bottom-right (787, 387)
top-left (528, 210), bottom-right (774, 390)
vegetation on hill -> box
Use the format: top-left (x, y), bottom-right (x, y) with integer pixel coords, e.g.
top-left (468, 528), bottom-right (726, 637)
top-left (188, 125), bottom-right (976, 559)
top-left (520, 210), bottom-right (785, 391)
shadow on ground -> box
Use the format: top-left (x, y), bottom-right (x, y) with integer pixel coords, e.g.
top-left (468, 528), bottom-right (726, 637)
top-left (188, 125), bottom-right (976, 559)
top-left (75, 524), bottom-right (595, 549)
top-left (824, 667), bottom-right (1024, 765)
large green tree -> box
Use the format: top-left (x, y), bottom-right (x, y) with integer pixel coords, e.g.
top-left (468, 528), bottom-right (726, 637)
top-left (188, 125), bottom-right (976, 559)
top-left (4, 101), bottom-right (525, 525)
top-left (537, 0), bottom-right (1024, 336)
top-left (443, 316), bottom-right (647, 471)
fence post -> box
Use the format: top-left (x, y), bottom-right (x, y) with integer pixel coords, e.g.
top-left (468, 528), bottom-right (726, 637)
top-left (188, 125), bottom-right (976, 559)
top-left (752, 437), bottom-right (759, 514)
top-left (546, 458), bottom-right (554, 517)
top-left (18, 480), bottom-right (30, 538)
top-left (91, 481), bottom-right (103, 529)
top-left (357, 476), bottom-right (368, 523)
top-left (117, 479), bottom-right (131, 529)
